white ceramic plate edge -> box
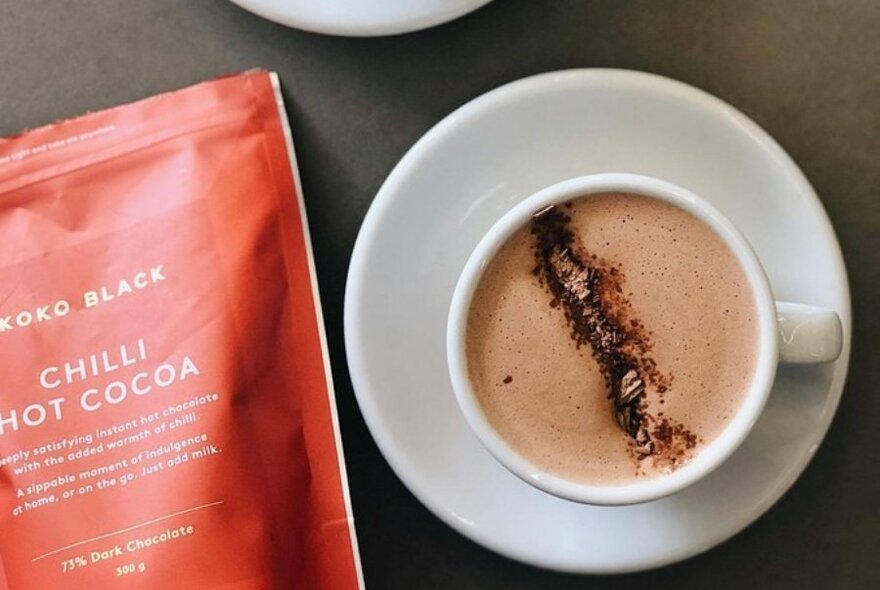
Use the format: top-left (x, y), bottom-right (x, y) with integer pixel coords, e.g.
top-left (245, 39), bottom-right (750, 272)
top-left (344, 69), bottom-right (852, 573)
top-left (228, 0), bottom-right (494, 37)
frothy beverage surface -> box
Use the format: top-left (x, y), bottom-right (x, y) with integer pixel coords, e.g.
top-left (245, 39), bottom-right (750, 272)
top-left (466, 193), bottom-right (759, 485)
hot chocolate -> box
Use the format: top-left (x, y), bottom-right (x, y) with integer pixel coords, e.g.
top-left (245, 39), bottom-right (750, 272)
top-left (465, 193), bottom-right (758, 485)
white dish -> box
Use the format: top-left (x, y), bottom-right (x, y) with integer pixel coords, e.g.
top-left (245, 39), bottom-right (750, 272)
top-left (229, 0), bottom-right (494, 37)
top-left (345, 69), bottom-right (851, 573)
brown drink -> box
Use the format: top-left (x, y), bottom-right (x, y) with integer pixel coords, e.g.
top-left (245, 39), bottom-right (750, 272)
top-left (465, 193), bottom-right (759, 485)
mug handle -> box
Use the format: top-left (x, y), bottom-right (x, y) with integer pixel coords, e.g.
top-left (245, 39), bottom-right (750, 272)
top-left (776, 302), bottom-right (843, 364)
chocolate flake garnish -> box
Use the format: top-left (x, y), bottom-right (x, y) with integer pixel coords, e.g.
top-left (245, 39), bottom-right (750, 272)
top-left (502, 375), bottom-right (513, 384)
top-left (530, 205), bottom-right (697, 468)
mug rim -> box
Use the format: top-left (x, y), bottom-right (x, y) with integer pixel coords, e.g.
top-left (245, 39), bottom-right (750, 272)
top-left (446, 173), bottom-right (779, 506)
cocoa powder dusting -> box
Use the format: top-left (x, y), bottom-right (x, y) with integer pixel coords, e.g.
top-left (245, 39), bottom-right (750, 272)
top-left (530, 205), bottom-right (698, 470)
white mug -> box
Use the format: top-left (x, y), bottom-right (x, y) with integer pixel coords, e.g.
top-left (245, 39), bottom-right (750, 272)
top-left (447, 173), bottom-right (842, 506)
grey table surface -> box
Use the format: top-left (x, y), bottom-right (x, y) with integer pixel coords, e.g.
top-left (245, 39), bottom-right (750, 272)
top-left (2, 1), bottom-right (878, 588)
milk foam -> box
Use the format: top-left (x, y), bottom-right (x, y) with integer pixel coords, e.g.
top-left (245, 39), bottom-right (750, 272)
top-left (466, 193), bottom-right (758, 485)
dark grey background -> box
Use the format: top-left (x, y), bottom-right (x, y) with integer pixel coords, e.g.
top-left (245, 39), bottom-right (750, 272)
top-left (2, 1), bottom-right (877, 588)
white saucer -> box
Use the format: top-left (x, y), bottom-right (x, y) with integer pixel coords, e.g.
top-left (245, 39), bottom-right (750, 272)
top-left (229, 0), bottom-right (493, 37)
top-left (344, 69), bottom-right (851, 573)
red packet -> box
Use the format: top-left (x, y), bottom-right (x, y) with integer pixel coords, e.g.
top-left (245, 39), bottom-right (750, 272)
top-left (0, 72), bottom-right (363, 589)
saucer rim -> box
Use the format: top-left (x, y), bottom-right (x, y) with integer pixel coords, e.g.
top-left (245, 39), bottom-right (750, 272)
top-left (344, 68), bottom-right (852, 573)
top-left (228, 0), bottom-right (494, 37)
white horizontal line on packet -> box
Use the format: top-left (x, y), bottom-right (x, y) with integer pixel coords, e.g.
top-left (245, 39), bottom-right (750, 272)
top-left (31, 500), bottom-right (224, 562)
